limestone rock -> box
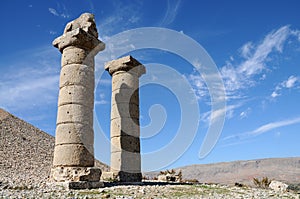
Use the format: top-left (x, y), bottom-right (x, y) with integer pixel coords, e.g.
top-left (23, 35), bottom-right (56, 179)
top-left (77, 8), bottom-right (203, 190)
top-left (269, 180), bottom-right (288, 192)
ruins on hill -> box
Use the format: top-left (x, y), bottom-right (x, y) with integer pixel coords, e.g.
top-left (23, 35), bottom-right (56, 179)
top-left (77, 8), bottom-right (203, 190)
top-left (105, 56), bottom-right (145, 182)
top-left (51, 13), bottom-right (105, 188)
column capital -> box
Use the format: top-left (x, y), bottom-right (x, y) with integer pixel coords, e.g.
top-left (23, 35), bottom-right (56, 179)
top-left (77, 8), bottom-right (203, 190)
top-left (52, 13), bottom-right (105, 53)
top-left (105, 55), bottom-right (146, 77)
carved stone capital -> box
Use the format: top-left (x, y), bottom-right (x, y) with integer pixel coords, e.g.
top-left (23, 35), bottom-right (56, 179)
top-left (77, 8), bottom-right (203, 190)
top-left (53, 28), bottom-right (104, 53)
top-left (105, 55), bottom-right (146, 77)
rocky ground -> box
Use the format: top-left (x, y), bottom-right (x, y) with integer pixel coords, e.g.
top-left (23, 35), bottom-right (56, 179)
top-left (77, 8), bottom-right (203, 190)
top-left (0, 108), bottom-right (109, 187)
top-left (0, 181), bottom-right (299, 199)
top-left (1, 108), bottom-right (299, 198)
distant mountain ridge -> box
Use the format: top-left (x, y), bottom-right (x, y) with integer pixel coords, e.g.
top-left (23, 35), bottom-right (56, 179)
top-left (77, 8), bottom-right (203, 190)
top-left (177, 157), bottom-right (300, 185)
top-left (0, 108), bottom-right (109, 185)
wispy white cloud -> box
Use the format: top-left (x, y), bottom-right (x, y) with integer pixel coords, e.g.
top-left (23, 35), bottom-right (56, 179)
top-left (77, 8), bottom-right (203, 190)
top-left (159, 0), bottom-right (181, 26)
top-left (188, 73), bottom-right (207, 100)
top-left (48, 3), bottom-right (70, 19)
top-left (49, 30), bottom-right (57, 35)
top-left (98, 1), bottom-right (142, 38)
top-left (48, 8), bottom-right (59, 16)
top-left (271, 75), bottom-right (299, 98)
top-left (239, 107), bottom-right (251, 119)
top-left (222, 26), bottom-right (291, 97)
top-left (0, 47), bottom-right (60, 112)
top-left (240, 42), bottom-right (254, 59)
top-left (223, 117), bottom-right (300, 141)
top-left (201, 103), bottom-right (242, 124)
top-left (95, 93), bottom-right (109, 105)
top-left (285, 75), bottom-right (298, 88)
top-left (187, 25), bottom-right (300, 124)
top-left (291, 30), bottom-right (300, 41)
top-left (238, 26), bottom-right (290, 76)
top-left (189, 25), bottom-right (300, 102)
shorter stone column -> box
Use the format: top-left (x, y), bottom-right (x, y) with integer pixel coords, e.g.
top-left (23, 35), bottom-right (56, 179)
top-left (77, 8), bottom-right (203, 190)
top-left (105, 56), bottom-right (145, 182)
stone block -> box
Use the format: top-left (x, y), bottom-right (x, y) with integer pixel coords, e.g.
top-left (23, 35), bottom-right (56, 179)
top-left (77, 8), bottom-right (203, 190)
top-left (111, 103), bottom-right (139, 120)
top-left (105, 55), bottom-right (145, 77)
top-left (112, 88), bottom-right (139, 105)
top-left (63, 13), bottom-right (98, 38)
top-left (112, 171), bottom-right (142, 182)
top-left (55, 123), bottom-right (93, 149)
top-left (61, 46), bottom-right (94, 67)
top-left (111, 71), bottom-right (139, 91)
top-left (101, 171), bottom-right (115, 181)
top-left (111, 136), bottom-right (140, 153)
top-left (56, 104), bottom-right (93, 126)
top-left (60, 64), bottom-right (94, 89)
top-left (110, 117), bottom-right (140, 137)
top-left (111, 150), bottom-right (141, 173)
top-left (53, 144), bottom-right (94, 166)
top-left (269, 180), bottom-right (288, 192)
top-left (51, 166), bottom-right (101, 182)
top-left (58, 85), bottom-right (93, 107)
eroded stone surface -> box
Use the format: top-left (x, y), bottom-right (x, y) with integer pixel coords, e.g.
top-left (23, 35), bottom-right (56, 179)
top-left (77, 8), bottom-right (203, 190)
top-left (51, 167), bottom-right (101, 182)
top-left (58, 85), bottom-right (94, 107)
top-left (51, 13), bottom-right (104, 186)
top-left (59, 64), bottom-right (94, 89)
top-left (56, 104), bottom-right (93, 126)
top-left (55, 123), bottom-right (94, 145)
top-left (53, 144), bottom-right (94, 167)
top-left (105, 56), bottom-right (145, 182)
top-left (110, 117), bottom-right (140, 138)
top-left (111, 135), bottom-right (140, 153)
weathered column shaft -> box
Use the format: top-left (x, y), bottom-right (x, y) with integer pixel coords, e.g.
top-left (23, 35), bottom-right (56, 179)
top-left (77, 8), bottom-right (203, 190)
top-left (51, 13), bottom-right (105, 184)
top-left (105, 55), bottom-right (145, 182)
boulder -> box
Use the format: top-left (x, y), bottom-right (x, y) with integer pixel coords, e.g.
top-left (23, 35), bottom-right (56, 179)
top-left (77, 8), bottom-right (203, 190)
top-left (269, 180), bottom-right (288, 192)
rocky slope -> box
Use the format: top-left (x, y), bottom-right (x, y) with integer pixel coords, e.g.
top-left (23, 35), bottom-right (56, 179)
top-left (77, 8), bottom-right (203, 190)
top-left (0, 108), bottom-right (109, 187)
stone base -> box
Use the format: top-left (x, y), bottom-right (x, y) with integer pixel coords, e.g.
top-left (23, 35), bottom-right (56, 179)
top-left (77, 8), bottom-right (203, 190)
top-left (51, 166), bottom-right (102, 182)
top-left (101, 171), bottom-right (115, 181)
top-left (52, 181), bottom-right (104, 189)
top-left (111, 171), bottom-right (142, 182)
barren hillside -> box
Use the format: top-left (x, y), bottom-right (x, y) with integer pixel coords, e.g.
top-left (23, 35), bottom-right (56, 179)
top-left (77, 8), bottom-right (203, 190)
top-left (163, 157), bottom-right (300, 186)
top-left (0, 108), bottom-right (109, 186)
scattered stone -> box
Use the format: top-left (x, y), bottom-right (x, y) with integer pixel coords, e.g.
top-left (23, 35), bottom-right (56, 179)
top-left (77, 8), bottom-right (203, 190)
top-left (234, 182), bottom-right (244, 187)
top-left (287, 183), bottom-right (300, 193)
top-left (269, 180), bottom-right (288, 192)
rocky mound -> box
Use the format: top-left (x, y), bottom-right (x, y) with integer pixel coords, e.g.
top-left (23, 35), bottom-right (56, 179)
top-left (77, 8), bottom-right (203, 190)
top-left (0, 108), bottom-right (109, 187)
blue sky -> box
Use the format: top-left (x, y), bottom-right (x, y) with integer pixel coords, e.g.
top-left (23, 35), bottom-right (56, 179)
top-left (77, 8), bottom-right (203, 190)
top-left (1, 0), bottom-right (300, 171)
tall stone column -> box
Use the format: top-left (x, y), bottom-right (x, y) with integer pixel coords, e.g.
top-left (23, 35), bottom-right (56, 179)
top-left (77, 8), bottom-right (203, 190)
top-left (50, 13), bottom-right (105, 188)
top-left (105, 56), bottom-right (145, 182)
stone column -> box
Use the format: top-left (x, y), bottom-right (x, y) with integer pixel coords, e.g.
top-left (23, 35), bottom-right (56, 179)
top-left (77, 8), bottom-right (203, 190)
top-left (105, 56), bottom-right (145, 182)
top-left (50, 13), bottom-right (105, 188)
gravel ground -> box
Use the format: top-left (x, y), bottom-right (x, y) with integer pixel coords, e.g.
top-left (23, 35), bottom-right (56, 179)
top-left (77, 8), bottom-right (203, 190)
top-left (0, 181), bottom-right (299, 199)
